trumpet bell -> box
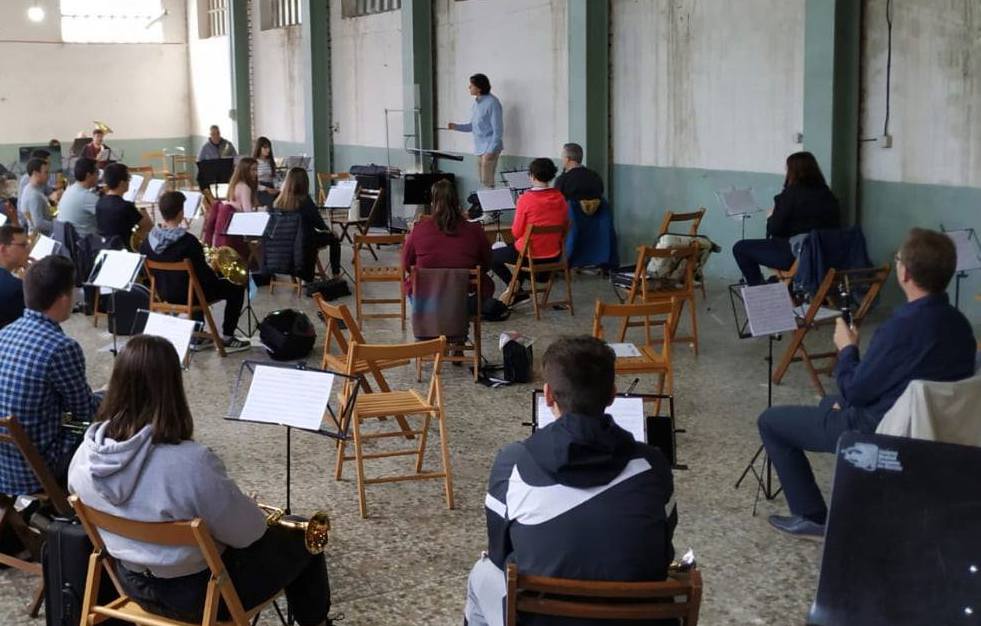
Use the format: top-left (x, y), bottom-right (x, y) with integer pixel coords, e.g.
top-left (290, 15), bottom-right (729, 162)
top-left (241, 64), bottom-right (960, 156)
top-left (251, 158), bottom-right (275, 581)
top-left (302, 511), bottom-right (331, 554)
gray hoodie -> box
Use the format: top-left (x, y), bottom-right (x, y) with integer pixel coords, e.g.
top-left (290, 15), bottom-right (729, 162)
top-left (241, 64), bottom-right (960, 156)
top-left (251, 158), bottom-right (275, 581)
top-left (68, 421), bottom-right (266, 578)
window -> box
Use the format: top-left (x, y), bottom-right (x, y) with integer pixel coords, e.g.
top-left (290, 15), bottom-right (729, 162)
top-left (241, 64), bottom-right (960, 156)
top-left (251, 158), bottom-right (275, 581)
top-left (60, 0), bottom-right (165, 43)
top-left (341, 0), bottom-right (402, 19)
top-left (261, 0), bottom-right (302, 30)
top-left (199, 0), bottom-right (229, 38)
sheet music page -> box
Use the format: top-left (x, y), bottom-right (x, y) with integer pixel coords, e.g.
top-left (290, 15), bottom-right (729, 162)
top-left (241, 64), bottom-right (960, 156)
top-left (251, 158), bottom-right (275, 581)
top-left (0, 212), bottom-right (6, 226)
top-left (239, 366), bottom-right (335, 431)
top-left (742, 283), bottom-right (798, 337)
top-left (325, 186), bottom-right (356, 208)
top-left (502, 171), bottom-right (532, 190)
top-left (90, 250), bottom-right (143, 290)
top-left (143, 312), bottom-right (196, 364)
top-left (476, 188), bottom-right (516, 210)
top-left (141, 179), bottom-right (165, 204)
top-left (946, 230), bottom-right (981, 272)
top-left (337, 179), bottom-right (358, 189)
top-left (720, 188), bottom-right (759, 216)
top-left (536, 395), bottom-right (645, 442)
top-left (183, 191), bottom-right (203, 220)
top-left (608, 342), bottom-right (642, 358)
top-left (29, 235), bottom-right (60, 260)
top-left (226, 211), bottom-right (271, 236)
top-left (123, 174), bottom-right (144, 202)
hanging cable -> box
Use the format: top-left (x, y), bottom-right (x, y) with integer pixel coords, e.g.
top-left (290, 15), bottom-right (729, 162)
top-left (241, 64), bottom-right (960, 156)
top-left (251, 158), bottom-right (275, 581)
top-left (883, 0), bottom-right (893, 137)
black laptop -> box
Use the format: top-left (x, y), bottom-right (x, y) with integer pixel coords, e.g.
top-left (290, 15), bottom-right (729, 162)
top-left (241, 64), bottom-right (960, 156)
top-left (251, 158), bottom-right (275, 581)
top-left (809, 432), bottom-right (981, 625)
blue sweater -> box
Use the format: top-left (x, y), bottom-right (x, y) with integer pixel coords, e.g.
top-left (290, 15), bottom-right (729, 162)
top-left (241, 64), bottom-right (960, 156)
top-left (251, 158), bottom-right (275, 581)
top-left (834, 293), bottom-right (976, 430)
top-left (453, 93), bottom-right (503, 155)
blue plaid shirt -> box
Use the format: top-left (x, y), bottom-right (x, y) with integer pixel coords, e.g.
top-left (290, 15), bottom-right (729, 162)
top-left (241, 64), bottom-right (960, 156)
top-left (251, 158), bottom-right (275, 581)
top-left (0, 310), bottom-right (99, 495)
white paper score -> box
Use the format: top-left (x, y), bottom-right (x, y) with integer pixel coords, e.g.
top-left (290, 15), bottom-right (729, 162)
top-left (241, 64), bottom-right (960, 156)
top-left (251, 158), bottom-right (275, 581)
top-left (946, 230), bottom-right (981, 273)
top-left (141, 179), bottom-right (166, 204)
top-left (608, 342), bottom-right (642, 358)
top-left (123, 174), bottom-right (145, 202)
top-left (476, 188), bottom-right (516, 211)
top-left (142, 313), bottom-right (196, 364)
top-left (89, 250), bottom-right (144, 291)
top-left (239, 366), bottom-right (335, 431)
top-left (536, 395), bottom-right (646, 443)
top-left (29, 235), bottom-right (60, 260)
top-left (502, 171), bottom-right (532, 191)
top-left (741, 283), bottom-right (798, 337)
top-left (719, 188), bottom-right (759, 216)
top-left (226, 211), bottom-right (271, 237)
top-left (325, 186), bottom-right (357, 208)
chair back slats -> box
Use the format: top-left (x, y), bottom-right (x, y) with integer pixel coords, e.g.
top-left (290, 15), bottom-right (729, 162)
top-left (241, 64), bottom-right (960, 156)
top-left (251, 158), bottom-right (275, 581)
top-left (0, 416), bottom-right (70, 517)
top-left (658, 208), bottom-right (706, 237)
top-left (73, 499), bottom-right (201, 547)
top-left (349, 337), bottom-right (447, 365)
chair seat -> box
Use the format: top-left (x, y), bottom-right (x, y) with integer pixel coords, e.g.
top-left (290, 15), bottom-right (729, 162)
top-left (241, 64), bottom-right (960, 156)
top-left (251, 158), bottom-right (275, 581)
top-left (331, 216), bottom-right (367, 226)
top-left (354, 390), bottom-right (435, 418)
top-left (323, 354), bottom-right (410, 374)
top-left (93, 595), bottom-right (272, 626)
top-left (615, 347), bottom-right (669, 372)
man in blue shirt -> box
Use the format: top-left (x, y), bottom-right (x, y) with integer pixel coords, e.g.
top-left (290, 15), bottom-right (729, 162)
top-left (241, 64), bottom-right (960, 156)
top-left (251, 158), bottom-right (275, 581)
top-left (449, 73), bottom-right (503, 189)
top-left (759, 228), bottom-right (976, 538)
top-left (0, 255), bottom-right (101, 495)
top-left (0, 225), bottom-right (29, 328)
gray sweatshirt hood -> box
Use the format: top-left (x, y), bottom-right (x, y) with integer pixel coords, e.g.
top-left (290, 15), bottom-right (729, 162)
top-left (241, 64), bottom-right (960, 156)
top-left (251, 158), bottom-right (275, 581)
top-left (79, 421), bottom-right (155, 506)
top-left (147, 225), bottom-right (187, 253)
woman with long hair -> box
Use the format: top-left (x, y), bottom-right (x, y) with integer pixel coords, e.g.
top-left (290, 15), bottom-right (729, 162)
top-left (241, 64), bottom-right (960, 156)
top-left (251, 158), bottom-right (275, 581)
top-left (68, 335), bottom-right (333, 625)
top-left (732, 151), bottom-right (841, 285)
top-left (402, 179), bottom-right (493, 299)
top-left (252, 136), bottom-right (278, 196)
top-left (226, 157), bottom-right (259, 212)
top-left (273, 167), bottom-right (342, 279)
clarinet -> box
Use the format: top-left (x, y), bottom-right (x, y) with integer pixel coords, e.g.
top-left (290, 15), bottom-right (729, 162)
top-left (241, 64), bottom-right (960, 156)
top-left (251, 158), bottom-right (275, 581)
top-left (838, 278), bottom-right (853, 326)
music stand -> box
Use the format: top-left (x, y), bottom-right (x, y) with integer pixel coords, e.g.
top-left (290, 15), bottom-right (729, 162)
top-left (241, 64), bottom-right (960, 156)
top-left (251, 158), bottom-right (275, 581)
top-left (405, 147), bottom-right (464, 173)
top-left (129, 309), bottom-right (203, 369)
top-left (70, 137), bottom-right (92, 158)
top-left (86, 250), bottom-right (146, 357)
top-left (475, 188), bottom-right (516, 242)
top-left (226, 360), bottom-right (361, 513)
top-left (942, 227), bottom-right (981, 309)
top-left (28, 235), bottom-right (62, 261)
top-left (729, 282), bottom-right (798, 514)
top-left (225, 212), bottom-right (271, 337)
top-left (501, 169), bottom-right (532, 192)
top-left (196, 158), bottom-right (234, 196)
top-left (716, 187), bottom-right (762, 240)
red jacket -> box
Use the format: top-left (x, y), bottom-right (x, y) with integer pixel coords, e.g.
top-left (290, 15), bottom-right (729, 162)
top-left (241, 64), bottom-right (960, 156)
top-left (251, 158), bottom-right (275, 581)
top-left (512, 187), bottom-right (568, 258)
top-left (403, 218), bottom-right (494, 298)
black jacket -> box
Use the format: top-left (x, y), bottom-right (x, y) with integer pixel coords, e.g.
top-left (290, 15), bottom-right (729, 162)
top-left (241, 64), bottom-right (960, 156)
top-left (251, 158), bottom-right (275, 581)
top-left (485, 412), bottom-right (677, 626)
top-left (140, 232), bottom-right (223, 303)
top-left (555, 166), bottom-right (605, 202)
top-left (767, 183), bottom-right (840, 239)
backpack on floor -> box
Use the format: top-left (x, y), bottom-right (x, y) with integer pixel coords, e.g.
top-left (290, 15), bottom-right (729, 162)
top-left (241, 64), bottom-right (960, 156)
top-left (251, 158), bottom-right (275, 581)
top-left (502, 339), bottom-right (533, 383)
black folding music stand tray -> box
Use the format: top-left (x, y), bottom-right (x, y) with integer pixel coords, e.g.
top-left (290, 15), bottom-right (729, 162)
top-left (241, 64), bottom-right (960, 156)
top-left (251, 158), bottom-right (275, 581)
top-left (196, 157), bottom-right (234, 194)
top-left (226, 360), bottom-right (362, 513)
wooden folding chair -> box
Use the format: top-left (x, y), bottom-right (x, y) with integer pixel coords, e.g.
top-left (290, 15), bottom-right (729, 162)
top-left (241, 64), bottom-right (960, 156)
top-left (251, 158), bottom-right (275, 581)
top-left (619, 244), bottom-right (700, 355)
top-left (331, 188), bottom-right (384, 258)
top-left (411, 267), bottom-right (483, 382)
top-left (594, 299), bottom-right (681, 415)
top-left (503, 224), bottom-right (575, 320)
top-left (140, 150), bottom-right (169, 177)
top-left (70, 496), bottom-right (280, 626)
top-left (145, 259), bottom-right (227, 357)
top-left (336, 337), bottom-right (454, 518)
top-left (657, 208), bottom-right (707, 299)
top-left (772, 264), bottom-right (891, 394)
top-left (506, 563), bottom-right (702, 626)
top-left (313, 296), bottom-right (415, 440)
top-left (354, 232), bottom-right (406, 329)
top-left (0, 416), bottom-right (72, 617)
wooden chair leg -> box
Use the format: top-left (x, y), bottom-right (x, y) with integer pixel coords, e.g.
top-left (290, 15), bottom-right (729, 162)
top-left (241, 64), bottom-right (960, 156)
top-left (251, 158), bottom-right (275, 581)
top-left (400, 282), bottom-right (406, 331)
top-left (437, 408), bottom-right (455, 510)
top-left (503, 267), bottom-right (521, 306)
top-left (201, 305), bottom-right (226, 357)
top-left (353, 415), bottom-right (369, 518)
top-left (334, 436), bottom-right (347, 480)
top-left (27, 580), bottom-right (43, 617)
top-left (354, 279), bottom-right (364, 324)
top-left (800, 345), bottom-right (828, 396)
top-left (414, 413), bottom-right (431, 474)
top-left (688, 295), bottom-right (699, 355)
top-left (528, 271), bottom-right (542, 320)
top-left (564, 266), bottom-right (575, 316)
top-left (772, 327), bottom-right (806, 385)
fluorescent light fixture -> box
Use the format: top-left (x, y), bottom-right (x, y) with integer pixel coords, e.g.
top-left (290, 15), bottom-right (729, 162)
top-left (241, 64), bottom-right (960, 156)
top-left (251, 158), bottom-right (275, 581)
top-left (27, 3), bottom-right (45, 22)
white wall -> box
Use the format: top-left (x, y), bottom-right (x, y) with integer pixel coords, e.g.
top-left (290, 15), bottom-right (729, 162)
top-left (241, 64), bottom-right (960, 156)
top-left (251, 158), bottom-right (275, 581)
top-left (434, 0), bottom-right (568, 159)
top-left (330, 3), bottom-right (403, 149)
top-left (860, 0), bottom-right (981, 187)
top-left (252, 0), bottom-right (307, 151)
top-left (611, 0), bottom-right (805, 174)
top-left (187, 0), bottom-right (234, 148)
top-left (0, 0), bottom-right (189, 146)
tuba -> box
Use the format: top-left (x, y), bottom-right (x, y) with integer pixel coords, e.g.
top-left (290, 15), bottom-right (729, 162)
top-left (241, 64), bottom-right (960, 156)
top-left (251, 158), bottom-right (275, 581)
top-left (257, 504), bottom-right (330, 554)
top-left (92, 121), bottom-right (113, 135)
top-left (204, 244), bottom-right (249, 286)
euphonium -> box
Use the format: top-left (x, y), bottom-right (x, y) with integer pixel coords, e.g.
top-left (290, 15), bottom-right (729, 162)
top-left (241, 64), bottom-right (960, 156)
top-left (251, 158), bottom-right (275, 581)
top-left (92, 120), bottom-right (114, 135)
top-left (205, 245), bottom-right (249, 286)
top-left (257, 504), bottom-right (330, 554)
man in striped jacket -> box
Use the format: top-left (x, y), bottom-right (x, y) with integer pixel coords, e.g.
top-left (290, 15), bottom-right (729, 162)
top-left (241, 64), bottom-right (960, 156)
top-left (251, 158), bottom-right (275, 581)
top-left (464, 336), bottom-right (678, 626)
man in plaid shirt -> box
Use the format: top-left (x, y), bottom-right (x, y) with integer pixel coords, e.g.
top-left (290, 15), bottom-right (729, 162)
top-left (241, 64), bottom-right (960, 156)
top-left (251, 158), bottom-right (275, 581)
top-left (0, 256), bottom-right (100, 495)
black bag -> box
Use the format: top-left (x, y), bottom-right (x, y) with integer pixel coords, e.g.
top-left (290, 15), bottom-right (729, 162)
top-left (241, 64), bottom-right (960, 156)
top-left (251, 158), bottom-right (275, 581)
top-left (304, 277), bottom-right (351, 300)
top-left (258, 309), bottom-right (316, 361)
top-left (106, 284), bottom-right (151, 335)
top-left (480, 298), bottom-right (510, 322)
top-left (502, 340), bottom-right (533, 383)
top-left (42, 517), bottom-right (123, 626)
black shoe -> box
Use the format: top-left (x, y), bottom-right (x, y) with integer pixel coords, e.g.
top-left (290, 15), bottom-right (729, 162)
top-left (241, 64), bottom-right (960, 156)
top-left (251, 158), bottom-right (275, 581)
top-left (511, 292), bottom-right (531, 306)
top-left (221, 337), bottom-right (252, 354)
top-left (767, 514), bottom-right (825, 540)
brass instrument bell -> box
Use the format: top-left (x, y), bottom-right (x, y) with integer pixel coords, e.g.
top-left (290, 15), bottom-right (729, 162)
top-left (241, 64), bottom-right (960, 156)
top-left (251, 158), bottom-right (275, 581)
top-left (257, 504), bottom-right (330, 554)
top-left (206, 245), bottom-right (249, 286)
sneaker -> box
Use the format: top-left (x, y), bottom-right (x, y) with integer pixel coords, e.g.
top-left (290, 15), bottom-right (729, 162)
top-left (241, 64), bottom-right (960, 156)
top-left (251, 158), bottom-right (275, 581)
top-left (189, 336), bottom-right (215, 352)
top-left (767, 514), bottom-right (825, 540)
top-left (511, 292), bottom-right (531, 306)
top-left (221, 337), bottom-right (252, 354)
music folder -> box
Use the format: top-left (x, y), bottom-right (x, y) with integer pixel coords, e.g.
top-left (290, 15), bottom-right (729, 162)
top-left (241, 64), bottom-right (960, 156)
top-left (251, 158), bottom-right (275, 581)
top-left (88, 250), bottom-right (144, 291)
top-left (226, 211), bottom-right (271, 237)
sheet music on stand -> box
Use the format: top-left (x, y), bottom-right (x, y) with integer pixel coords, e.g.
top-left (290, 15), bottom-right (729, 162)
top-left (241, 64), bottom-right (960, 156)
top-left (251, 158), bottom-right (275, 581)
top-left (502, 170), bottom-right (532, 191)
top-left (741, 283), bottom-right (798, 337)
top-left (945, 229), bottom-right (981, 272)
top-left (324, 185), bottom-right (357, 208)
top-left (182, 190), bottom-right (204, 221)
top-left (226, 211), bottom-right (271, 237)
top-left (0, 213), bottom-right (7, 227)
top-left (123, 174), bottom-right (144, 202)
top-left (140, 312), bottom-right (198, 366)
top-left (88, 250), bottom-right (144, 291)
top-left (716, 187), bottom-right (761, 217)
top-left (140, 179), bottom-right (166, 204)
top-left (533, 392), bottom-right (647, 443)
top-left (29, 235), bottom-right (61, 261)
top-left (476, 188), bottom-right (516, 211)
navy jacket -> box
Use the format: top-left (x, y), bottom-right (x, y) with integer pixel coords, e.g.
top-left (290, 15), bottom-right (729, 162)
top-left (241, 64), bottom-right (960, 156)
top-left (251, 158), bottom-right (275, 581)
top-left (485, 412), bottom-right (676, 626)
top-left (767, 184), bottom-right (840, 239)
top-left (834, 293), bottom-right (976, 430)
top-left (0, 268), bottom-right (24, 329)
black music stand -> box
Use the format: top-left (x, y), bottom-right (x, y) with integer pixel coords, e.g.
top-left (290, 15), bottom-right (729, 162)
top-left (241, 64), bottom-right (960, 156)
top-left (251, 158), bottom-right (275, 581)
top-left (729, 282), bottom-right (798, 514)
top-left (405, 147), bottom-right (464, 173)
top-left (942, 227), bottom-right (981, 309)
top-left (196, 158), bottom-right (234, 196)
top-left (85, 250), bottom-right (145, 357)
top-left (226, 360), bottom-right (361, 514)
top-left (224, 212), bottom-right (270, 337)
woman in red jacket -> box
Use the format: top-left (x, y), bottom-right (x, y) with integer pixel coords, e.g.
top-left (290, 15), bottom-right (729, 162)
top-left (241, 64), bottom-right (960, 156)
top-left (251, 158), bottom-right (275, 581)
top-left (491, 158), bottom-right (569, 303)
top-left (402, 180), bottom-right (494, 299)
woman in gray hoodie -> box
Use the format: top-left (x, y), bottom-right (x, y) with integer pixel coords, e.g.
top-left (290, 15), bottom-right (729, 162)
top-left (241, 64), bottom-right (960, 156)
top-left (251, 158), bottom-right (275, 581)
top-left (68, 335), bottom-right (332, 625)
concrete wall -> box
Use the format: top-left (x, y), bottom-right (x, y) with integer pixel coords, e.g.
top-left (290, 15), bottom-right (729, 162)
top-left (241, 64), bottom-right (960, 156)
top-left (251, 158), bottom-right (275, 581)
top-left (252, 0), bottom-right (308, 158)
top-left (859, 0), bottom-right (980, 321)
top-left (611, 0), bottom-right (806, 276)
top-left (187, 0), bottom-right (234, 156)
top-left (0, 0), bottom-right (191, 169)
top-left (433, 0), bottom-right (569, 195)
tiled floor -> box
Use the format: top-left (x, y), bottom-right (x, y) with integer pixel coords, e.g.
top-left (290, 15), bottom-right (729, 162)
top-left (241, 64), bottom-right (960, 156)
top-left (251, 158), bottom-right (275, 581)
top-left (0, 246), bottom-right (901, 625)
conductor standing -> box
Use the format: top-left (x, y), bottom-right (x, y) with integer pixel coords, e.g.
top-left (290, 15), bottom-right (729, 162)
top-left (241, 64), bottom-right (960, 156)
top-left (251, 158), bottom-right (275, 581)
top-left (448, 73), bottom-right (503, 188)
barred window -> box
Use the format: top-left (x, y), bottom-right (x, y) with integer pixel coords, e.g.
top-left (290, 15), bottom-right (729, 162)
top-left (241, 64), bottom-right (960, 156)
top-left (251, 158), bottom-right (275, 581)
top-left (341, 0), bottom-right (402, 19)
top-left (261, 0), bottom-right (302, 30)
top-left (199, 0), bottom-right (229, 38)
top-left (60, 0), bottom-right (165, 43)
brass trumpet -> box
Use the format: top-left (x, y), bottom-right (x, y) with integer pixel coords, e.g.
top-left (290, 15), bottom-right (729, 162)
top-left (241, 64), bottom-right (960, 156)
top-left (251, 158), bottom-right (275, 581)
top-left (257, 504), bottom-right (331, 555)
top-left (203, 244), bottom-right (249, 286)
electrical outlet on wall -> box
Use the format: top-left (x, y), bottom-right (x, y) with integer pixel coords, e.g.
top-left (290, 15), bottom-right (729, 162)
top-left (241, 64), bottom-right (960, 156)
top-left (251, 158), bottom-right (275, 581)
top-left (793, 132), bottom-right (803, 144)
top-left (878, 134), bottom-right (893, 149)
